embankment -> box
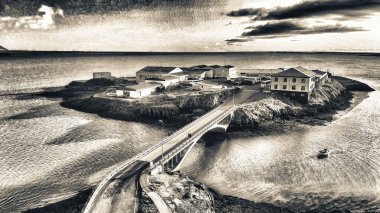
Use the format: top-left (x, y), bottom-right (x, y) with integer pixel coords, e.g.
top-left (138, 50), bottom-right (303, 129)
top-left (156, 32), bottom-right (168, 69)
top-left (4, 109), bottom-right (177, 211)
top-left (230, 79), bottom-right (368, 130)
top-left (138, 172), bottom-right (293, 213)
top-left (60, 88), bottom-right (236, 126)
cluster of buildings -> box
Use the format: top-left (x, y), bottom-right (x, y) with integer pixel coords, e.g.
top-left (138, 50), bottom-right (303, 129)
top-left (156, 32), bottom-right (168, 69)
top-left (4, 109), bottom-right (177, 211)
top-left (95, 65), bottom-right (238, 99)
top-left (93, 64), bottom-right (328, 103)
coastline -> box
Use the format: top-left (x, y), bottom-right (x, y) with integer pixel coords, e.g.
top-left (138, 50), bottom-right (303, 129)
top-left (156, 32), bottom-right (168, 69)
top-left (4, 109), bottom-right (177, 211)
top-left (22, 76), bottom-right (374, 212)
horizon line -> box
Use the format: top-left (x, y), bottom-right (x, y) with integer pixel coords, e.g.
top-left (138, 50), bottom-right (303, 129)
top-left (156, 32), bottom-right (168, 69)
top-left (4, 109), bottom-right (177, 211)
top-left (1, 50), bottom-right (379, 56)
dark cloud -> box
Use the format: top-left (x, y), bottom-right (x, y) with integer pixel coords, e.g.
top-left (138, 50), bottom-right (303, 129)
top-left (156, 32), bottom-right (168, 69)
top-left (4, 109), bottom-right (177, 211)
top-left (241, 21), bottom-right (365, 38)
top-left (225, 38), bottom-right (250, 45)
top-left (227, 8), bottom-right (266, 17)
top-left (228, 0), bottom-right (380, 20)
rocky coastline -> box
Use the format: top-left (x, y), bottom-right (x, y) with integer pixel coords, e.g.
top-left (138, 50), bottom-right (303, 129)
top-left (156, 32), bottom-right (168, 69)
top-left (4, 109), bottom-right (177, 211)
top-left (28, 76), bottom-right (374, 213)
top-left (138, 172), bottom-right (294, 213)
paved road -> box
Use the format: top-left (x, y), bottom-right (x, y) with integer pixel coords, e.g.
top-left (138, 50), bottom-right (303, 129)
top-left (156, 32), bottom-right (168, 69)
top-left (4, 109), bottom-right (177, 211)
top-left (140, 171), bottom-right (172, 213)
top-left (84, 161), bottom-right (148, 213)
top-left (83, 88), bottom-right (261, 213)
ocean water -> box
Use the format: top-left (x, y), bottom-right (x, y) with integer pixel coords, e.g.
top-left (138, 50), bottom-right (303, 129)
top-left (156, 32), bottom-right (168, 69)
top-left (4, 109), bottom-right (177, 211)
top-left (0, 52), bottom-right (379, 212)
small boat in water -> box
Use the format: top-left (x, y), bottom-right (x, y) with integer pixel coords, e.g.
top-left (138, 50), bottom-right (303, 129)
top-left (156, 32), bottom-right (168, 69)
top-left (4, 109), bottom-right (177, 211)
top-left (317, 149), bottom-right (329, 159)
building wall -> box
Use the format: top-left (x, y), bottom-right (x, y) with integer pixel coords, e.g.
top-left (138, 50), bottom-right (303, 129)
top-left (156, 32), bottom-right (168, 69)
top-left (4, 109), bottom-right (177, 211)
top-left (128, 87), bottom-right (156, 98)
top-left (213, 67), bottom-right (237, 80)
top-left (116, 90), bottom-right (124, 97)
top-left (145, 78), bottom-right (179, 88)
top-left (93, 72), bottom-right (111, 79)
top-left (188, 72), bottom-right (206, 80)
top-left (271, 76), bottom-right (314, 93)
top-left (206, 70), bottom-right (213, 78)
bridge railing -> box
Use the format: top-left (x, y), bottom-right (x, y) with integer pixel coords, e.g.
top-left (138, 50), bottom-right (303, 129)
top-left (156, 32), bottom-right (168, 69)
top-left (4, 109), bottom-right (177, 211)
top-left (150, 106), bottom-right (236, 167)
top-left (83, 100), bottom-right (235, 213)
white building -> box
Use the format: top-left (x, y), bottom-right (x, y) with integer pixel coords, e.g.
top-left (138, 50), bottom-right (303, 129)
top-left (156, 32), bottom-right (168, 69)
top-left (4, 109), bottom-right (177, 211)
top-left (117, 82), bottom-right (161, 98)
top-left (136, 66), bottom-right (186, 82)
top-left (145, 76), bottom-right (180, 88)
top-left (93, 72), bottom-right (112, 79)
top-left (212, 65), bottom-right (238, 80)
top-left (312, 70), bottom-right (329, 87)
top-left (271, 66), bottom-right (318, 103)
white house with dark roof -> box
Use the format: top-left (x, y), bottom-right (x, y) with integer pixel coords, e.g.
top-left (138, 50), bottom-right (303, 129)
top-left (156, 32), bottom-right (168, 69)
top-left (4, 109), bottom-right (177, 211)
top-left (271, 66), bottom-right (318, 103)
top-left (136, 66), bottom-right (186, 82)
top-left (212, 65), bottom-right (238, 80)
top-left (144, 75), bottom-right (180, 88)
top-left (312, 69), bottom-right (329, 87)
top-left (116, 82), bottom-right (161, 98)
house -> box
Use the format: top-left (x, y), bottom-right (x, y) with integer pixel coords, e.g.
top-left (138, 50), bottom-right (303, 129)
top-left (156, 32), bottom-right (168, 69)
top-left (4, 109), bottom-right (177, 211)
top-left (312, 70), bottom-right (329, 87)
top-left (93, 72), bottom-right (112, 79)
top-left (117, 82), bottom-right (161, 98)
top-left (136, 66), bottom-right (186, 82)
top-left (211, 65), bottom-right (238, 80)
top-left (189, 65), bottom-right (214, 79)
top-left (182, 67), bottom-right (210, 80)
top-left (271, 66), bottom-right (318, 103)
top-left (145, 76), bottom-right (180, 88)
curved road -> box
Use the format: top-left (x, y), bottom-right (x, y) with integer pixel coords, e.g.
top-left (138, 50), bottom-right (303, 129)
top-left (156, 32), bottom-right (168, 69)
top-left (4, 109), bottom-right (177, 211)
top-left (83, 89), bottom-right (260, 213)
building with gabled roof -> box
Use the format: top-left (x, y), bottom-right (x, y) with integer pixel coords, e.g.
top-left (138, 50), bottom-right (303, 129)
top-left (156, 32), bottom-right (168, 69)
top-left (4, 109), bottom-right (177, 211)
top-left (116, 82), bottom-right (162, 98)
top-left (271, 66), bottom-right (318, 103)
top-left (145, 75), bottom-right (180, 88)
top-left (136, 66), bottom-right (185, 82)
top-left (312, 69), bottom-right (329, 87)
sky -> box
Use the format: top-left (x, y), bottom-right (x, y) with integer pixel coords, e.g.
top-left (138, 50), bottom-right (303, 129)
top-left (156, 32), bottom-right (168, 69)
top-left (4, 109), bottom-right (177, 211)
top-left (0, 0), bottom-right (380, 52)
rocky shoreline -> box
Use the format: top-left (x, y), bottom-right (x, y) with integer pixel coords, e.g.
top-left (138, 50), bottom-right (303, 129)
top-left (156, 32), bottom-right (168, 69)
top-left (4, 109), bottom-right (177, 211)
top-left (27, 76), bottom-right (374, 213)
top-left (138, 172), bottom-right (294, 213)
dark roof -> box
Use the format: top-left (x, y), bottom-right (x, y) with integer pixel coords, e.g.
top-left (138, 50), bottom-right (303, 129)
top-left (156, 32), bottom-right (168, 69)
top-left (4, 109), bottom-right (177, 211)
top-left (273, 66), bottom-right (316, 78)
top-left (0, 45), bottom-right (7, 51)
top-left (137, 66), bottom-right (181, 74)
top-left (145, 75), bottom-right (179, 81)
top-left (312, 70), bottom-right (328, 77)
top-left (190, 65), bottom-right (235, 69)
top-left (181, 67), bottom-right (210, 74)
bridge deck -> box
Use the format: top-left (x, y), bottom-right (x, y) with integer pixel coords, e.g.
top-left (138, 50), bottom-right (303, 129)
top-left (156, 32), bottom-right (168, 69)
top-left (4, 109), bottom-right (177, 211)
top-left (140, 99), bottom-right (235, 164)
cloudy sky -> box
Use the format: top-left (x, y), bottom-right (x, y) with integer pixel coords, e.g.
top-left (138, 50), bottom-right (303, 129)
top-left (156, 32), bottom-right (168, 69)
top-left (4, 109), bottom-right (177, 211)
top-left (1, 0), bottom-right (379, 52)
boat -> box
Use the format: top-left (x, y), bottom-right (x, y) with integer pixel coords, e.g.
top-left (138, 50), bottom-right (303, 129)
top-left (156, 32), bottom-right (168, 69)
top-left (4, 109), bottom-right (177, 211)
top-left (317, 149), bottom-right (329, 159)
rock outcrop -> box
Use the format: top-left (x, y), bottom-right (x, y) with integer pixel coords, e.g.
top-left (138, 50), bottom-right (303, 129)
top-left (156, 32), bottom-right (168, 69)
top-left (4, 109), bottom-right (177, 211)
top-left (230, 80), bottom-right (352, 129)
top-left (61, 89), bottom-right (235, 125)
top-left (139, 172), bottom-right (293, 213)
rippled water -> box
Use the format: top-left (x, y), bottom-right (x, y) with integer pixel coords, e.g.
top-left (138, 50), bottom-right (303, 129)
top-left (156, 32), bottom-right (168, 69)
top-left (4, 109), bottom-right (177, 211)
top-left (0, 95), bottom-right (166, 212)
top-left (0, 52), bottom-right (379, 212)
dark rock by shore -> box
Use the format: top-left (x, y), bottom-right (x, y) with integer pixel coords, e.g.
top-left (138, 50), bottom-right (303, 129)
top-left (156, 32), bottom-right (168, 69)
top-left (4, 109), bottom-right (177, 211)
top-left (138, 171), bottom-right (293, 213)
top-left (229, 79), bottom-right (360, 130)
top-left (23, 188), bottom-right (93, 213)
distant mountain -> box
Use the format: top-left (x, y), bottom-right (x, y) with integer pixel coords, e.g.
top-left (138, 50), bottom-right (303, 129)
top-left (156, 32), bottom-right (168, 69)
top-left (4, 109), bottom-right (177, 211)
top-left (0, 45), bottom-right (7, 51)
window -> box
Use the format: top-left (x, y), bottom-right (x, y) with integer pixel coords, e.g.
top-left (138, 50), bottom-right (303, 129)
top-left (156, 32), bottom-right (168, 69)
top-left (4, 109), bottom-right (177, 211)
top-left (274, 84), bottom-right (278, 89)
top-left (283, 78), bottom-right (288, 82)
top-left (291, 93), bottom-right (295, 96)
top-left (301, 79), bottom-right (306, 83)
top-left (274, 78), bottom-right (278, 82)
top-left (283, 85), bottom-right (287, 90)
top-left (292, 85), bottom-right (296, 90)
top-left (292, 78), bottom-right (297, 83)
top-left (301, 86), bottom-right (305, 91)
top-left (300, 94), bottom-right (305, 97)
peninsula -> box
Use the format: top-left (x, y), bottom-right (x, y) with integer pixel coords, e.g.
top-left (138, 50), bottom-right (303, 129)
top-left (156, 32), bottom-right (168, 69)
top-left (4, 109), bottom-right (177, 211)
top-left (36, 64), bottom-right (374, 213)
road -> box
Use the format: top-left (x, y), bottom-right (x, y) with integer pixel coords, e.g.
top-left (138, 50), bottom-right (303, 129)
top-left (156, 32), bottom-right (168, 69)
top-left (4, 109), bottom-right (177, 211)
top-left (83, 88), bottom-right (260, 213)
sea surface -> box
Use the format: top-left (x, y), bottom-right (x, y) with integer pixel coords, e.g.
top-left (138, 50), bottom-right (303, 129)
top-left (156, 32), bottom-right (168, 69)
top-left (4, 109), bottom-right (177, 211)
top-left (0, 52), bottom-right (379, 212)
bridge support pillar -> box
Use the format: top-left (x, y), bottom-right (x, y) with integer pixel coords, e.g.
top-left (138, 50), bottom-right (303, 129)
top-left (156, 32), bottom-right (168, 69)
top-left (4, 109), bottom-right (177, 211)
top-left (151, 164), bottom-right (163, 175)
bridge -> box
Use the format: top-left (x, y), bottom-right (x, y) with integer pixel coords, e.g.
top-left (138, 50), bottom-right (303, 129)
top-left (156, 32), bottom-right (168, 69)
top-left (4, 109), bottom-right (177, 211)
top-left (83, 89), bottom-right (256, 213)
